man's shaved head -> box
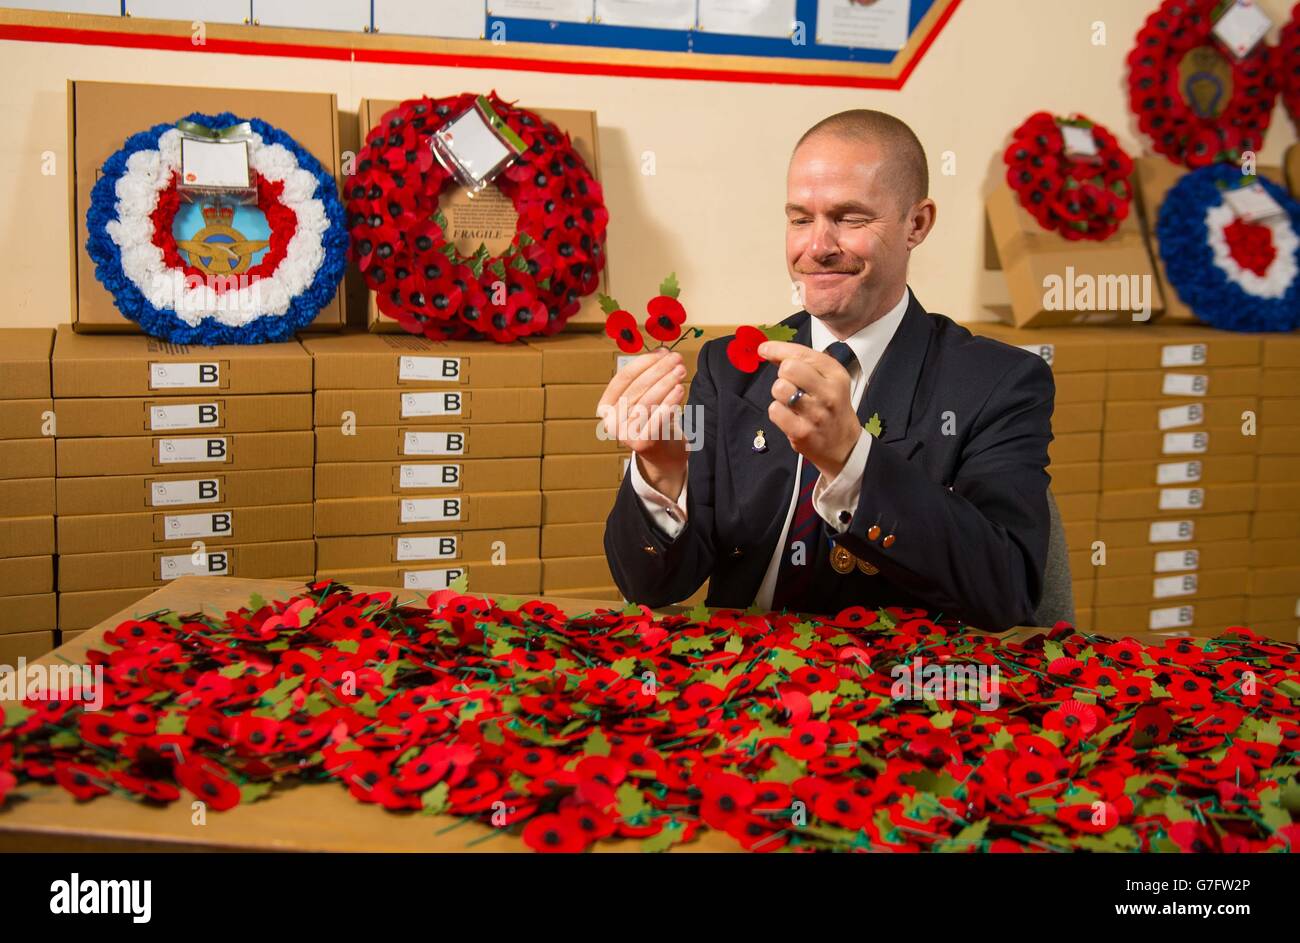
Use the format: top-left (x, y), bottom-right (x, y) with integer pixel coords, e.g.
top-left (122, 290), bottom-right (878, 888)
top-left (792, 110), bottom-right (929, 213)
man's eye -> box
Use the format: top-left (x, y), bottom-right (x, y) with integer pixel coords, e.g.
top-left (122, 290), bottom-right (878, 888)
top-left (842, 216), bottom-right (869, 225)
top-left (789, 217), bottom-right (811, 225)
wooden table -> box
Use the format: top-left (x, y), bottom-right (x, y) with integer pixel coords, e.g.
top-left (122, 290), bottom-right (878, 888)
top-left (0, 576), bottom-right (1193, 852)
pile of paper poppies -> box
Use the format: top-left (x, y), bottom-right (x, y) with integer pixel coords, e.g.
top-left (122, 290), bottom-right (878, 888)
top-left (1, 580), bottom-right (1297, 853)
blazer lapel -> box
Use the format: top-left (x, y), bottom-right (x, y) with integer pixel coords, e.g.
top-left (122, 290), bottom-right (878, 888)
top-left (855, 292), bottom-right (934, 445)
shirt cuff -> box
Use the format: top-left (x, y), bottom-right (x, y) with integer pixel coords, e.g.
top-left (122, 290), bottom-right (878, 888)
top-left (812, 430), bottom-right (873, 533)
top-left (628, 452), bottom-right (689, 539)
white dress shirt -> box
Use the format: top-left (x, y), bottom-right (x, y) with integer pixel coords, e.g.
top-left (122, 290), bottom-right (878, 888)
top-left (628, 286), bottom-right (912, 609)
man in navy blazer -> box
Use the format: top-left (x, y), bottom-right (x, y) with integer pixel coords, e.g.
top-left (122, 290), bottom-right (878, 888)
top-left (598, 110), bottom-right (1055, 632)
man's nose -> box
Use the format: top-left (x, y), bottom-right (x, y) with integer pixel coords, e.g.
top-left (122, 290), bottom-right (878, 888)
top-left (807, 218), bottom-right (839, 259)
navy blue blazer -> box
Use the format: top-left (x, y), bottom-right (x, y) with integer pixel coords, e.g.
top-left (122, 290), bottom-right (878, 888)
top-left (603, 291), bottom-right (1056, 631)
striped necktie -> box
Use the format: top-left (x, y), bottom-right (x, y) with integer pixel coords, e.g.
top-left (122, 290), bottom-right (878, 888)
top-left (771, 341), bottom-right (858, 611)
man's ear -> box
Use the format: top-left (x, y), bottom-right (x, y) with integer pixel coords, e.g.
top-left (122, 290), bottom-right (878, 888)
top-left (905, 198), bottom-right (937, 250)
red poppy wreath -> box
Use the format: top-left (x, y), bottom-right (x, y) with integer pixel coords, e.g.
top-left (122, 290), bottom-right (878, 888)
top-left (1126, 0), bottom-right (1279, 168)
top-left (347, 92), bottom-right (609, 342)
top-left (1003, 112), bottom-right (1134, 241)
top-left (1282, 4), bottom-right (1300, 132)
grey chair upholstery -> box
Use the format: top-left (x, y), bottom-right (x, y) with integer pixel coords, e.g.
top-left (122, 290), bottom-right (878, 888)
top-left (1032, 490), bottom-right (1075, 627)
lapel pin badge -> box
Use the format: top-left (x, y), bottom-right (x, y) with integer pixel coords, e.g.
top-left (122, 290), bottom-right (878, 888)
top-left (752, 429), bottom-right (767, 453)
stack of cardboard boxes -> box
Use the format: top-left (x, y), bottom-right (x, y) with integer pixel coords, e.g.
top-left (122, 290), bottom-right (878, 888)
top-left (52, 328), bottom-right (316, 641)
top-left (966, 323), bottom-right (1104, 629)
top-left (304, 334), bottom-right (543, 596)
top-left (0, 329), bottom-right (57, 660)
top-left (1251, 333), bottom-right (1300, 642)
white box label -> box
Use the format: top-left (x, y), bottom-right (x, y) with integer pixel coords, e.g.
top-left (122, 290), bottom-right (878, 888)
top-left (149, 402), bottom-right (219, 431)
top-left (159, 549), bottom-right (229, 580)
top-left (402, 431), bottom-right (465, 456)
top-left (1159, 487), bottom-right (1203, 511)
top-left (1154, 573), bottom-right (1198, 599)
top-left (1158, 403), bottom-right (1203, 430)
top-left (1149, 604), bottom-right (1194, 631)
top-left (399, 463), bottom-right (462, 489)
top-left (149, 362), bottom-right (220, 389)
top-left (157, 437), bottom-right (228, 464)
top-left (1156, 460), bottom-right (1201, 485)
top-left (1162, 373), bottom-right (1208, 397)
top-left (1163, 431), bottom-right (1207, 454)
top-left (398, 356), bottom-right (461, 382)
top-left (1161, 343), bottom-right (1207, 368)
top-left (395, 535), bottom-right (460, 562)
top-left (1150, 519), bottom-right (1194, 543)
top-left (401, 391), bottom-right (464, 418)
top-left (150, 478), bottom-right (220, 507)
top-left (1212, 0), bottom-right (1272, 58)
top-left (1018, 343), bottom-right (1054, 367)
top-left (400, 497), bottom-right (462, 523)
top-left (1155, 549), bottom-right (1199, 573)
top-left (403, 567), bottom-right (464, 590)
top-left (164, 511), bottom-right (232, 540)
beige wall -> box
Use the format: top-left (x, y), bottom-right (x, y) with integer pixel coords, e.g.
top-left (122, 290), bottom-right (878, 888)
top-left (0, 0), bottom-right (1295, 330)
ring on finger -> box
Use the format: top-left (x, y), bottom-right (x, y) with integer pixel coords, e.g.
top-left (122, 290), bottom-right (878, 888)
top-left (786, 386), bottom-right (807, 408)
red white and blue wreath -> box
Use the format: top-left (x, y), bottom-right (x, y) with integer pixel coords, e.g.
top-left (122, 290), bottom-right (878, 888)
top-left (85, 112), bottom-right (348, 345)
top-left (1156, 164), bottom-right (1300, 332)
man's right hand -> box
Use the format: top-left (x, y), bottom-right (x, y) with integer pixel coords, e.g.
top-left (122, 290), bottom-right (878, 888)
top-left (597, 347), bottom-right (689, 501)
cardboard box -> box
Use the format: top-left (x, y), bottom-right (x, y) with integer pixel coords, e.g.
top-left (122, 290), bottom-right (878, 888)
top-left (316, 527), bottom-right (539, 569)
top-left (1062, 518), bottom-right (1094, 551)
top-left (962, 323), bottom-right (1109, 372)
top-left (1095, 322), bottom-right (1261, 371)
top-left (1092, 595), bottom-right (1246, 635)
top-left (1102, 426), bottom-right (1257, 462)
top-left (303, 332), bottom-right (543, 389)
top-left (543, 554), bottom-right (616, 592)
top-left (1095, 540), bottom-right (1250, 580)
top-left (0, 593), bottom-right (56, 636)
top-left (1261, 369), bottom-right (1300, 398)
top-left (1100, 454), bottom-right (1256, 491)
top-left (56, 467), bottom-right (313, 516)
top-left (0, 516), bottom-right (54, 559)
top-left (313, 388), bottom-right (543, 427)
top-left (549, 585), bottom-right (622, 602)
top-left (545, 383), bottom-right (608, 419)
top-left (1092, 568), bottom-right (1246, 608)
top-left (315, 458), bottom-right (539, 499)
top-left (1250, 565), bottom-right (1300, 597)
top-left (543, 488), bottom-right (619, 525)
top-left (1259, 397), bottom-right (1300, 428)
top-left (1097, 482), bottom-right (1255, 521)
top-left (1258, 482), bottom-right (1300, 512)
top-left (0, 438), bottom-right (54, 480)
top-left (1259, 456), bottom-right (1300, 484)
top-left (0, 478), bottom-right (55, 518)
top-left (1073, 577), bottom-right (1095, 610)
top-left (1106, 367), bottom-right (1259, 401)
top-left (0, 398), bottom-right (51, 439)
top-left (0, 555), bottom-right (53, 596)
top-left (1252, 539), bottom-right (1300, 568)
top-left (0, 328), bottom-right (53, 399)
top-left (0, 631), bottom-right (57, 661)
top-left (358, 98), bottom-right (606, 332)
top-left (69, 81), bottom-right (343, 333)
top-left (544, 419), bottom-right (626, 455)
top-left (1244, 619), bottom-right (1299, 644)
top-left (1254, 511), bottom-right (1300, 541)
top-left (315, 423), bottom-right (541, 463)
top-left (1135, 157), bottom-right (1285, 324)
top-left (56, 429), bottom-right (313, 477)
top-left (53, 326), bottom-right (313, 397)
top-left (57, 585), bottom-right (159, 633)
top-left (1248, 594), bottom-right (1300, 623)
top-left (57, 503), bottom-right (314, 554)
top-left (542, 453), bottom-right (629, 491)
top-left (1103, 397), bottom-right (1256, 433)
top-left (1263, 331), bottom-right (1300, 369)
top-left (317, 559), bottom-right (541, 594)
top-left (58, 539), bottom-right (316, 592)
top-left (313, 492), bottom-right (541, 537)
top-left (1054, 372), bottom-right (1106, 404)
top-left (984, 184), bottom-right (1163, 327)
top-left (1092, 513), bottom-right (1249, 549)
top-left (1053, 402), bottom-right (1103, 434)
top-left (542, 522), bottom-right (605, 558)
top-left (1055, 491), bottom-right (1098, 523)
top-left (1260, 425), bottom-right (1300, 455)
top-left (528, 330), bottom-right (708, 385)
top-left (1048, 432), bottom-right (1101, 464)
top-left (1073, 607), bottom-right (1093, 631)
top-left (55, 394), bottom-right (312, 438)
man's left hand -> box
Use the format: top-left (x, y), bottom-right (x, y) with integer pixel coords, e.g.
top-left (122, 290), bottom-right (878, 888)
top-left (759, 341), bottom-right (862, 480)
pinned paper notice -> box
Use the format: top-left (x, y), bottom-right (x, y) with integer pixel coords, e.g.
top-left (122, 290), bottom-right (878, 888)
top-left (1211, 0), bottom-right (1271, 59)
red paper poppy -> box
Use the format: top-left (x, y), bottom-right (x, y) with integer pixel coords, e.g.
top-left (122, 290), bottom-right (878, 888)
top-left (644, 295), bottom-right (686, 342)
top-left (727, 326), bottom-right (767, 373)
top-left (604, 309), bottom-right (643, 354)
